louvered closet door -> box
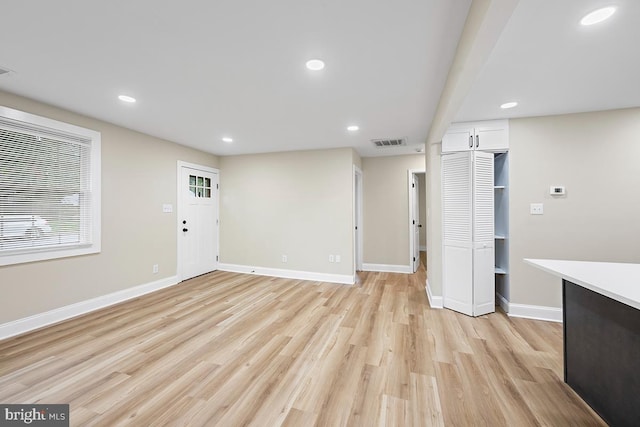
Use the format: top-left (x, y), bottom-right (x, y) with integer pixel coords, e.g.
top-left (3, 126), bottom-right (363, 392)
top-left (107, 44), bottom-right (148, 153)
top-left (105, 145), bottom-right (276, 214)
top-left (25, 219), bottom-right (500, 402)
top-left (442, 152), bottom-right (473, 316)
top-left (473, 151), bottom-right (495, 316)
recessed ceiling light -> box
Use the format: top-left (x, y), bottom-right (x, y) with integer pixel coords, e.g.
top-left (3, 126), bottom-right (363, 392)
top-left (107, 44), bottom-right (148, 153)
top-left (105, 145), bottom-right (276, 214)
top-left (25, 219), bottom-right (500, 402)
top-left (500, 101), bottom-right (518, 109)
top-left (118, 95), bottom-right (136, 103)
top-left (305, 59), bottom-right (325, 71)
top-left (580, 6), bottom-right (616, 26)
top-left (347, 125), bottom-right (359, 132)
top-left (222, 137), bottom-right (233, 143)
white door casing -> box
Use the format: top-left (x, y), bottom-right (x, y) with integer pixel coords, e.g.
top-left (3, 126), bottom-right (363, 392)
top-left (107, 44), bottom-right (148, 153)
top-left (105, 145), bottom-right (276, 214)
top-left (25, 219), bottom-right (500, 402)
top-left (177, 161), bottom-right (219, 281)
top-left (353, 166), bottom-right (363, 272)
top-left (412, 174), bottom-right (420, 272)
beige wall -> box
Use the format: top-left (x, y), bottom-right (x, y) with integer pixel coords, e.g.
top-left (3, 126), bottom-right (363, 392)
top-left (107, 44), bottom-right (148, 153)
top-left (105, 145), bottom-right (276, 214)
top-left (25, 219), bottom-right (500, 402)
top-left (0, 90), bottom-right (219, 324)
top-left (218, 148), bottom-right (355, 276)
top-left (510, 107), bottom-right (640, 308)
top-left (352, 148), bottom-right (362, 170)
top-left (426, 144), bottom-right (442, 294)
top-left (362, 154), bottom-right (425, 266)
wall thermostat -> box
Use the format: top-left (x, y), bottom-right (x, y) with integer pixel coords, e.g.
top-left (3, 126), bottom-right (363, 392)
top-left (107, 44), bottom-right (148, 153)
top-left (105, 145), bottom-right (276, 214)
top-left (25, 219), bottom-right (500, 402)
top-left (550, 186), bottom-right (565, 196)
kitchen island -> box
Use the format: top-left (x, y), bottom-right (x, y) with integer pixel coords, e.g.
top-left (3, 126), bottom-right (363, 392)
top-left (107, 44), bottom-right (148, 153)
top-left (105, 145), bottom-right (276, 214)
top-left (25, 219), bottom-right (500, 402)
top-left (525, 259), bottom-right (640, 427)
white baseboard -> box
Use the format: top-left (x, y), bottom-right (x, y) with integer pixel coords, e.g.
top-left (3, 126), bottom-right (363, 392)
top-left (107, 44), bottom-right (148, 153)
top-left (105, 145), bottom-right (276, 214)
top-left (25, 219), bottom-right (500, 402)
top-left (0, 275), bottom-right (180, 341)
top-left (497, 293), bottom-right (562, 323)
top-left (426, 279), bottom-right (443, 309)
top-left (362, 263), bottom-right (413, 274)
top-left (218, 263), bottom-right (355, 285)
top-left (496, 292), bottom-right (510, 313)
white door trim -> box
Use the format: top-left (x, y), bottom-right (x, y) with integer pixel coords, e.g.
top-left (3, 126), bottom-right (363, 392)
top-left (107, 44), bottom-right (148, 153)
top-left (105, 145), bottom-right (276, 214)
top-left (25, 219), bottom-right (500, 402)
top-left (353, 165), bottom-right (363, 272)
top-left (176, 161), bottom-right (220, 282)
top-left (408, 168), bottom-right (426, 272)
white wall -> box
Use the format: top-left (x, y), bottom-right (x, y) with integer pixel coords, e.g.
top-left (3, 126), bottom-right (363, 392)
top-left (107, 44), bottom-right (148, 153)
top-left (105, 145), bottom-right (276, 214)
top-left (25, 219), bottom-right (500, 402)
top-left (0, 90), bottom-right (219, 324)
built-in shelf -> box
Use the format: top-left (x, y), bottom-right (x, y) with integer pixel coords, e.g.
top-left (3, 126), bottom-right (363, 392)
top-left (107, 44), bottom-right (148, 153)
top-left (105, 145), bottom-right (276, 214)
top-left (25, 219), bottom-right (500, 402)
top-left (494, 185), bottom-right (506, 189)
top-left (495, 235), bottom-right (506, 240)
top-left (495, 267), bottom-right (507, 275)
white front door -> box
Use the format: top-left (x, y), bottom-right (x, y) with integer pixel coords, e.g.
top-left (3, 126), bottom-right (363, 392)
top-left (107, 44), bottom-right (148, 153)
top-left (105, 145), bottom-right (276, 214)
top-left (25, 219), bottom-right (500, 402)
top-left (412, 174), bottom-right (420, 272)
top-left (179, 164), bottom-right (219, 281)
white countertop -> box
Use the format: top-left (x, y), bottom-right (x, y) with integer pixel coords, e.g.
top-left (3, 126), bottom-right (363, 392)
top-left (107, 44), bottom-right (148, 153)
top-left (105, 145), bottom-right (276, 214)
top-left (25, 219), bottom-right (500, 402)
top-left (525, 259), bottom-right (640, 311)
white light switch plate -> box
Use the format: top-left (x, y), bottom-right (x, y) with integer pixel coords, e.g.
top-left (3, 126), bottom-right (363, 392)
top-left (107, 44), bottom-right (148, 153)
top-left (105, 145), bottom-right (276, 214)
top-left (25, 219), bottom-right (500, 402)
top-left (530, 203), bottom-right (544, 215)
top-left (162, 204), bottom-right (173, 213)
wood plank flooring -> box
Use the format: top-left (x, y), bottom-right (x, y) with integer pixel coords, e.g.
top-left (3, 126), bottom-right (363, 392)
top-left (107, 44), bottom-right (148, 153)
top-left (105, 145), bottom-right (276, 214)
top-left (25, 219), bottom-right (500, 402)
top-left (0, 256), bottom-right (605, 426)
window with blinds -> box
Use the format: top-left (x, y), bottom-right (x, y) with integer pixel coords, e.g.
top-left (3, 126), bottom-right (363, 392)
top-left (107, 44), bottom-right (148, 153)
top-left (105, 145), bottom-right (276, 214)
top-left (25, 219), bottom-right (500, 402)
top-left (0, 106), bottom-right (101, 266)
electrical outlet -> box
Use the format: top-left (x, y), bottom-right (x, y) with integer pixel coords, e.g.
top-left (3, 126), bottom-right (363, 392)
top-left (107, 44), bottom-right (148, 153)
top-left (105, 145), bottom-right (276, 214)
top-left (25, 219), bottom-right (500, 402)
top-left (329, 254), bottom-right (334, 263)
top-left (152, 264), bottom-right (159, 274)
top-left (530, 203), bottom-right (544, 215)
top-left (282, 255), bottom-right (287, 263)
top-left (335, 255), bottom-right (341, 263)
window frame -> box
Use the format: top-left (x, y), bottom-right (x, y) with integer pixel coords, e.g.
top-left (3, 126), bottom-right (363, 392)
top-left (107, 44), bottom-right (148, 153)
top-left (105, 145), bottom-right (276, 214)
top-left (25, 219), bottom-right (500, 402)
top-left (0, 106), bottom-right (101, 266)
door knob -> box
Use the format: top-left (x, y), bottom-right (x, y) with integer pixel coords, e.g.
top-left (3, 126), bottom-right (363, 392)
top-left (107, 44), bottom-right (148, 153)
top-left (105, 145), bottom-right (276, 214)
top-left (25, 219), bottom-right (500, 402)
top-left (182, 228), bottom-right (188, 232)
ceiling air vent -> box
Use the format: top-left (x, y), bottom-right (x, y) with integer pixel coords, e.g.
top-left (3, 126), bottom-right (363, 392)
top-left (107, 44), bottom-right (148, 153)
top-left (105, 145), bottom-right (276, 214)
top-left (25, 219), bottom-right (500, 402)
top-left (371, 137), bottom-right (407, 148)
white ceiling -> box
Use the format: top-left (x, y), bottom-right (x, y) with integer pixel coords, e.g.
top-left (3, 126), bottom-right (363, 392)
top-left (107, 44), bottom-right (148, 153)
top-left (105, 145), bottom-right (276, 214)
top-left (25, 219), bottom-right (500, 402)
top-left (457, 0), bottom-right (640, 122)
top-left (0, 0), bottom-right (471, 157)
top-left (2, 1), bottom-right (638, 158)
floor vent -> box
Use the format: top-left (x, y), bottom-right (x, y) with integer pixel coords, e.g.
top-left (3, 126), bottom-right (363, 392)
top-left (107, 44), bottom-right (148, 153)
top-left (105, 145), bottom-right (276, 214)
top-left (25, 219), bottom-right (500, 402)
top-left (371, 137), bottom-right (407, 148)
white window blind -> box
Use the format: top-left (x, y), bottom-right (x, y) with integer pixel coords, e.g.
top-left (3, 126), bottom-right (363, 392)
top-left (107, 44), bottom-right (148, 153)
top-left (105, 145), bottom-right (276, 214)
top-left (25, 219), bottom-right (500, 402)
top-left (0, 106), bottom-right (101, 265)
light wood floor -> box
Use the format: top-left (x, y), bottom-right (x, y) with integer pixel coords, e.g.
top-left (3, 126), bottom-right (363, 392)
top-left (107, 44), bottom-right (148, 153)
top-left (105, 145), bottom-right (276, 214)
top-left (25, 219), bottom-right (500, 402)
top-left (0, 256), bottom-right (605, 426)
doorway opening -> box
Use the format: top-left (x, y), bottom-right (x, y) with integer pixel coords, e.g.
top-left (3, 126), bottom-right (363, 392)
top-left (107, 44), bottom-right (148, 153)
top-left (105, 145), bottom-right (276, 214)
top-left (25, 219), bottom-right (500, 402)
top-left (408, 169), bottom-right (426, 273)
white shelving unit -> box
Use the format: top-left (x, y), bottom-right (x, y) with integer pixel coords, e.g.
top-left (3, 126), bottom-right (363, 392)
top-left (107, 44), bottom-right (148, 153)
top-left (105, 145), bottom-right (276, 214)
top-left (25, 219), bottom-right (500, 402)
top-left (494, 152), bottom-right (509, 302)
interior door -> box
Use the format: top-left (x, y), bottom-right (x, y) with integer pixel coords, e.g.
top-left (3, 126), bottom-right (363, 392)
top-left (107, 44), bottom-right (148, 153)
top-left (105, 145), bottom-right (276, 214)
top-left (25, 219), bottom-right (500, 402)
top-left (442, 152), bottom-right (474, 316)
top-left (412, 174), bottom-right (420, 272)
top-left (472, 151), bottom-right (495, 316)
top-left (179, 166), bottom-right (218, 280)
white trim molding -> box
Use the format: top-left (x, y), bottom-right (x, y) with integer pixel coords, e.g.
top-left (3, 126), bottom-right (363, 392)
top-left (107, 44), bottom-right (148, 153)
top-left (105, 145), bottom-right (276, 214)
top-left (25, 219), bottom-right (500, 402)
top-left (353, 165), bottom-right (364, 272)
top-left (218, 263), bottom-right (355, 285)
top-left (497, 292), bottom-right (510, 313)
top-left (362, 263), bottom-right (413, 274)
top-left (0, 275), bottom-right (180, 341)
top-left (426, 279), bottom-right (443, 309)
top-left (496, 292), bottom-right (562, 323)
